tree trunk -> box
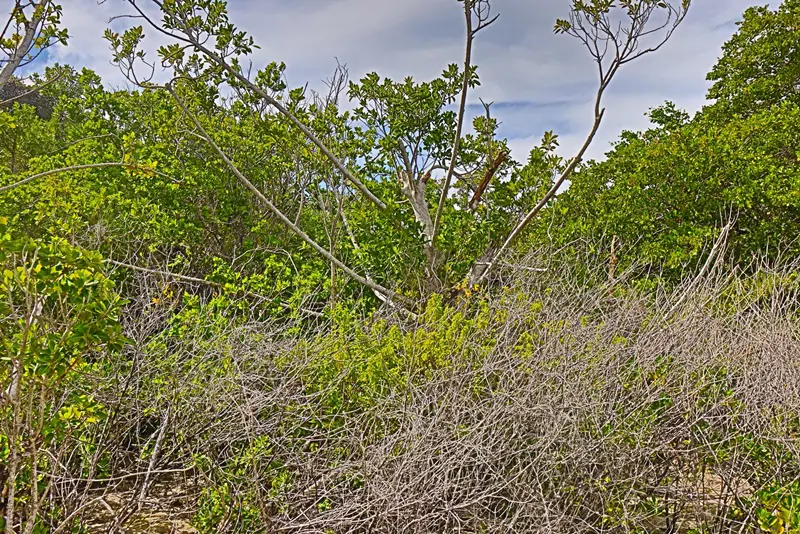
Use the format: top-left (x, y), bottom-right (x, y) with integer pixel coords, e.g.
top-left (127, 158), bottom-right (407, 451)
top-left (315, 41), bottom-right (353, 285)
top-left (399, 170), bottom-right (441, 292)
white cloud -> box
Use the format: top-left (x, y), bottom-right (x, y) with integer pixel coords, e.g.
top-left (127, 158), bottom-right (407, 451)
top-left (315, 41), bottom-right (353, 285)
top-left (43, 0), bottom-right (762, 160)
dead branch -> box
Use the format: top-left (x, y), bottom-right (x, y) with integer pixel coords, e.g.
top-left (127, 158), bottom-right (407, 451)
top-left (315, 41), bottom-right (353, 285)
top-left (469, 148), bottom-right (508, 210)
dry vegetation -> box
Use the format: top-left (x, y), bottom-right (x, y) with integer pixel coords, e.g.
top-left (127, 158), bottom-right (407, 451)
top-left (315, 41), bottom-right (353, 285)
top-left (20, 255), bottom-right (797, 533)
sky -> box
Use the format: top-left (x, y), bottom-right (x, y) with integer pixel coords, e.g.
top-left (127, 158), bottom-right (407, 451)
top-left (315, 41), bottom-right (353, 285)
top-left (40, 0), bottom-right (767, 162)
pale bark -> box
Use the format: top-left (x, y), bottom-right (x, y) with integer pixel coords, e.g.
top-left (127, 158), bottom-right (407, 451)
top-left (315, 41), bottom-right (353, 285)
top-left (468, 0), bottom-right (690, 286)
top-left (0, 1), bottom-right (48, 90)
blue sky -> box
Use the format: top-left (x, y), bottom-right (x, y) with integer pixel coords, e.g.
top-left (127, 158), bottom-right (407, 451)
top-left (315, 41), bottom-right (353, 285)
top-left (42, 0), bottom-right (767, 162)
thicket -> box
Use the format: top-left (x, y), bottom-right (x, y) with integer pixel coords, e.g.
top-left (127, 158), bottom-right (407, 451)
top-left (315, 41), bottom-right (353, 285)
top-left (2, 0), bottom-right (800, 532)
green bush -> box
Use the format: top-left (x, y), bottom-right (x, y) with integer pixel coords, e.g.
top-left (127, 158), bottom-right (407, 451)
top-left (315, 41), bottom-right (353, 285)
top-left (0, 218), bottom-right (127, 532)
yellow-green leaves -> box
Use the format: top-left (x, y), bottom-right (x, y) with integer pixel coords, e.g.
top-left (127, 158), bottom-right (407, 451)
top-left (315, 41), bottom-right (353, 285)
top-left (707, 0), bottom-right (800, 118)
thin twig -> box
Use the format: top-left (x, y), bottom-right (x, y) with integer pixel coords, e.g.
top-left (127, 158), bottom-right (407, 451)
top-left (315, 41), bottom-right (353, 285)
top-left (0, 162), bottom-right (155, 194)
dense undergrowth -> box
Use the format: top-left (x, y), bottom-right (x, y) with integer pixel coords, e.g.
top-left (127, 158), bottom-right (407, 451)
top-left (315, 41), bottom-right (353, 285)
top-left (5, 220), bottom-right (800, 533)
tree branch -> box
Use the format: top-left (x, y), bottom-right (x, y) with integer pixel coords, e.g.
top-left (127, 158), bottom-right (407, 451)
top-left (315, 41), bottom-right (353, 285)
top-left (473, 105), bottom-right (605, 285)
top-left (0, 162), bottom-right (158, 194)
top-left (0, 0), bottom-right (48, 89)
top-left (432, 0), bottom-right (476, 243)
top-left (471, 0), bottom-right (690, 285)
top-left (167, 82), bottom-right (407, 308)
top-left (469, 148), bottom-right (508, 211)
top-left (126, 4), bottom-right (389, 212)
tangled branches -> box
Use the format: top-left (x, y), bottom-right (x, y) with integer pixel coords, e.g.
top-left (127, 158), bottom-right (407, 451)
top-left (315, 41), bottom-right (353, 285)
top-left (75, 257), bottom-right (800, 532)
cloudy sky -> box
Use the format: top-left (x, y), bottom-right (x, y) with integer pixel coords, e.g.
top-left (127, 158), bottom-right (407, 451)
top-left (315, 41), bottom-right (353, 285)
top-left (42, 0), bottom-right (766, 162)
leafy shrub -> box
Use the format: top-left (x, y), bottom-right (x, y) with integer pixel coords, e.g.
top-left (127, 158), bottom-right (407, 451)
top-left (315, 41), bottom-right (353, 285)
top-left (0, 218), bottom-right (127, 532)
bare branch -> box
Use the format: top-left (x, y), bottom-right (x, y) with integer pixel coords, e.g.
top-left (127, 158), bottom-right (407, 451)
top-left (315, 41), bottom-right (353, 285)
top-left (432, 0), bottom-right (498, 243)
top-left (472, 104), bottom-right (605, 285)
top-left (469, 148), bottom-right (508, 211)
top-left (471, 0), bottom-right (690, 285)
top-left (0, 0), bottom-right (64, 89)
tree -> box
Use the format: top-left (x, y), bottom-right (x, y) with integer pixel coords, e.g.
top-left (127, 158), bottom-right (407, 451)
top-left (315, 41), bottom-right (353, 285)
top-left (466, 0), bottom-right (691, 285)
top-left (707, 0), bottom-right (800, 118)
top-left (0, 0), bottom-right (67, 89)
top-left (538, 104), bottom-right (800, 278)
top-left (0, 5), bottom-right (167, 229)
top-left (28, 0), bottom-right (686, 310)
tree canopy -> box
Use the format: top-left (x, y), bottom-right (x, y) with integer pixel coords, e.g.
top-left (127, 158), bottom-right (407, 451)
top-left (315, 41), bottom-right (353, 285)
top-left (543, 0), bottom-right (800, 278)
